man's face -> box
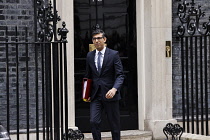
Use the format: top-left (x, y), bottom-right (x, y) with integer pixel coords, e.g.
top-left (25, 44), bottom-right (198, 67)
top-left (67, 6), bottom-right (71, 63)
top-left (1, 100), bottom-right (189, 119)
top-left (92, 33), bottom-right (107, 51)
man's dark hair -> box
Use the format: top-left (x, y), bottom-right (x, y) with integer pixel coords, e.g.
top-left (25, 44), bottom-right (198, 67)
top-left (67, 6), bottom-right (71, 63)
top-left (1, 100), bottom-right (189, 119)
top-left (92, 29), bottom-right (106, 37)
top-left (92, 24), bottom-right (106, 37)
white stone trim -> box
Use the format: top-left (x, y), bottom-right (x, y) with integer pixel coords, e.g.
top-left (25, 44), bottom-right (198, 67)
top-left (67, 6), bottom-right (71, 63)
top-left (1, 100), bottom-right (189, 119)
top-left (57, 0), bottom-right (75, 128)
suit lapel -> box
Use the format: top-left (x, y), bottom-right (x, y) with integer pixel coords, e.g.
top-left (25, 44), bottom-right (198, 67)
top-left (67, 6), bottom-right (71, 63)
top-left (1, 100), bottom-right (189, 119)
top-left (90, 50), bottom-right (98, 75)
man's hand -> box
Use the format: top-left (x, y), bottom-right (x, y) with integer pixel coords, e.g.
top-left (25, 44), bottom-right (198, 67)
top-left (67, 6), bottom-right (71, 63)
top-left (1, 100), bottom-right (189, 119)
top-left (105, 88), bottom-right (117, 99)
top-left (87, 97), bottom-right (91, 102)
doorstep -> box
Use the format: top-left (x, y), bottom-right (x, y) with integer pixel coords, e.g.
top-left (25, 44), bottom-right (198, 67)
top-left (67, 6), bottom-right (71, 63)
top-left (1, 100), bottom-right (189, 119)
top-left (181, 133), bottom-right (210, 140)
top-left (84, 130), bottom-right (153, 140)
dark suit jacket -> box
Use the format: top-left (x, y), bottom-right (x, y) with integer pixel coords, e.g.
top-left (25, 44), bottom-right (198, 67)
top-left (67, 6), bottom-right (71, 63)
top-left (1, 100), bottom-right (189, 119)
top-left (85, 47), bottom-right (124, 101)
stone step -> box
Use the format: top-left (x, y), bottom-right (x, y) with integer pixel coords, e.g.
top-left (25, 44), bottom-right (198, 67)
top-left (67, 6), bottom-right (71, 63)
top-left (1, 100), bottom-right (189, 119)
top-left (84, 130), bottom-right (153, 140)
top-left (181, 133), bottom-right (210, 140)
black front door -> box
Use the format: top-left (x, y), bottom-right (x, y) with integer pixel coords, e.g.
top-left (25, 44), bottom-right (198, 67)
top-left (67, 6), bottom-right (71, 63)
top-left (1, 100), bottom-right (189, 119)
top-left (74, 0), bottom-right (138, 132)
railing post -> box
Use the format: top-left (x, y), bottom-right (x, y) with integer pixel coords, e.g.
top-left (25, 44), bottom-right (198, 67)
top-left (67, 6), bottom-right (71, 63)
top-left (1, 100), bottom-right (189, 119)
top-left (58, 21), bottom-right (69, 140)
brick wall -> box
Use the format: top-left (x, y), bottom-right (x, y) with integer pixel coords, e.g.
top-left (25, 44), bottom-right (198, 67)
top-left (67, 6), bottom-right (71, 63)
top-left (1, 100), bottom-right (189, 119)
top-left (0, 0), bottom-right (44, 131)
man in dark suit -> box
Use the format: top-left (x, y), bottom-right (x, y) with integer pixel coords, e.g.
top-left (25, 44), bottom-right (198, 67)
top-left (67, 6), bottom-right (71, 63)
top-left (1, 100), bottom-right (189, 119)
top-left (84, 28), bottom-right (124, 140)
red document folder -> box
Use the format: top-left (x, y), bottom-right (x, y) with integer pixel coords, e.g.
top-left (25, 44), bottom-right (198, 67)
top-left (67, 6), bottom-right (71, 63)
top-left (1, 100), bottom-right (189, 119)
top-left (82, 78), bottom-right (92, 102)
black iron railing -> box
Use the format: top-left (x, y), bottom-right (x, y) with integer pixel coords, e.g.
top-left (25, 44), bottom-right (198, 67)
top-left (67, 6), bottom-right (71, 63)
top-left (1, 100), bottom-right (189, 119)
top-left (0, 23), bottom-right (69, 140)
top-left (0, 0), bottom-right (73, 140)
top-left (163, 123), bottom-right (183, 140)
top-left (177, 0), bottom-right (210, 136)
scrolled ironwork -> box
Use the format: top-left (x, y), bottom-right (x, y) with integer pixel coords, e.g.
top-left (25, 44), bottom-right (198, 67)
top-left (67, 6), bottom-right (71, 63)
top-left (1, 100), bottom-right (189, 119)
top-left (63, 129), bottom-right (84, 140)
top-left (37, 0), bottom-right (63, 42)
top-left (177, 0), bottom-right (210, 36)
top-left (163, 123), bottom-right (183, 140)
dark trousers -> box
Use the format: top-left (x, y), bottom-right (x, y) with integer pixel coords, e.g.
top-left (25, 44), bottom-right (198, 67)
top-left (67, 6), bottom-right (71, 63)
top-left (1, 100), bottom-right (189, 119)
top-left (90, 98), bottom-right (120, 140)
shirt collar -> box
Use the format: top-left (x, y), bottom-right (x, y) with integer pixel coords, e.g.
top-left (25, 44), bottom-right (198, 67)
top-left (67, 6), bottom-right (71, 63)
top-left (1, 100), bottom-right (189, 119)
top-left (96, 46), bottom-right (106, 55)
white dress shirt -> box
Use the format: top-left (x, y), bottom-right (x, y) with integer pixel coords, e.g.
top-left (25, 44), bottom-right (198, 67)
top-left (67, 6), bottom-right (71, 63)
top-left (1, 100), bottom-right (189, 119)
top-left (95, 47), bottom-right (106, 71)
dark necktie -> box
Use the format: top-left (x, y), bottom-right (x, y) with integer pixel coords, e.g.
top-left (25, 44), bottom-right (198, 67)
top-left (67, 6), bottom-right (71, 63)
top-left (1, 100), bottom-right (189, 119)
top-left (97, 51), bottom-right (102, 73)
